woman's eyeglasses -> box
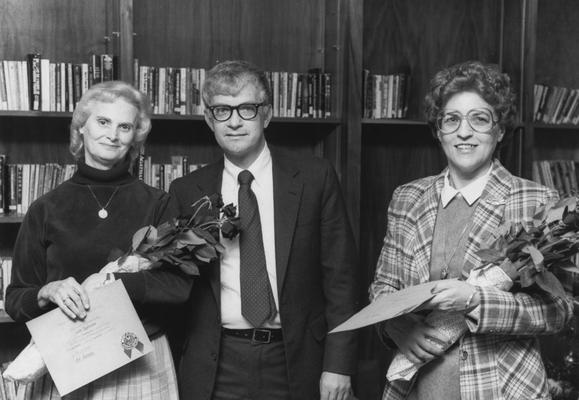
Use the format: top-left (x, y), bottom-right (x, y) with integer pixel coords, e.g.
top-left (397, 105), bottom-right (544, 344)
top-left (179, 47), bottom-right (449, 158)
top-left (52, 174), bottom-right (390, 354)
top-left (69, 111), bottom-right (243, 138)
top-left (208, 103), bottom-right (264, 122)
top-left (436, 108), bottom-right (498, 135)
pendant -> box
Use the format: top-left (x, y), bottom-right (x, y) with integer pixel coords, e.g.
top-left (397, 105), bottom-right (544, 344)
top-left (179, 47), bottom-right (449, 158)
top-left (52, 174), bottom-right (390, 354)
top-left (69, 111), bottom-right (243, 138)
top-left (98, 209), bottom-right (108, 219)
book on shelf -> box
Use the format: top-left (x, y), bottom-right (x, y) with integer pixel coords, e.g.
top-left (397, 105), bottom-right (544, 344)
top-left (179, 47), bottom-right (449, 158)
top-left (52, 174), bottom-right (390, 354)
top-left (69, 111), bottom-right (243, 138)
top-left (363, 70), bottom-right (410, 119)
top-left (532, 160), bottom-right (579, 196)
top-left (0, 53), bottom-right (116, 112)
top-left (534, 83), bottom-right (579, 125)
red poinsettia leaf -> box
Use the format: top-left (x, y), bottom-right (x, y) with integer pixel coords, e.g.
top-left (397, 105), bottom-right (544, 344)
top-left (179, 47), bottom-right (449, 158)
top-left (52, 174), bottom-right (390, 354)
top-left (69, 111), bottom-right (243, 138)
top-left (535, 270), bottom-right (567, 298)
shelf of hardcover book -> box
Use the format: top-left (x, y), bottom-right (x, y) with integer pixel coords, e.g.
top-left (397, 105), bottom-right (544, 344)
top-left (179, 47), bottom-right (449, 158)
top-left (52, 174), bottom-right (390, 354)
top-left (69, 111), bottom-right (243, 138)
top-left (0, 111), bottom-right (72, 118)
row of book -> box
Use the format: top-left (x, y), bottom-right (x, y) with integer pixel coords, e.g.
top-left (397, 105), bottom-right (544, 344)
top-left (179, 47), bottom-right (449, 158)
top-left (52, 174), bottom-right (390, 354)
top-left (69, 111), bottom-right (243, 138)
top-left (363, 71), bottom-right (409, 119)
top-left (0, 160), bottom-right (77, 216)
top-left (133, 60), bottom-right (333, 118)
top-left (532, 160), bottom-right (579, 196)
top-left (0, 155), bottom-right (208, 215)
top-left (533, 83), bottom-right (579, 125)
top-left (0, 53), bottom-right (116, 112)
top-left (136, 154), bottom-right (206, 192)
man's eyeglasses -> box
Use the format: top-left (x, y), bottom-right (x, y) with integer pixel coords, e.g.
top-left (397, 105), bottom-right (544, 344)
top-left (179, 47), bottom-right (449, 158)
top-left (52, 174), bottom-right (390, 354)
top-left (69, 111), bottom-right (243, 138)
top-left (208, 103), bottom-right (264, 122)
top-left (436, 108), bottom-right (498, 135)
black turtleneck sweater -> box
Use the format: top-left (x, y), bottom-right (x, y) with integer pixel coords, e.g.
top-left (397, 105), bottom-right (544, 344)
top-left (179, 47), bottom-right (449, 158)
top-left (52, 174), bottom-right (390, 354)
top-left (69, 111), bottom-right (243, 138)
top-left (6, 159), bottom-right (193, 337)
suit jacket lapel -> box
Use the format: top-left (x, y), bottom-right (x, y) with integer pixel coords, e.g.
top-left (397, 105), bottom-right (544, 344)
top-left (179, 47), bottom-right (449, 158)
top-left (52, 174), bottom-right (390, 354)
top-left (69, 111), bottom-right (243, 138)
top-left (272, 154), bottom-right (303, 293)
top-left (194, 159), bottom-right (224, 305)
top-left (413, 174), bottom-right (444, 283)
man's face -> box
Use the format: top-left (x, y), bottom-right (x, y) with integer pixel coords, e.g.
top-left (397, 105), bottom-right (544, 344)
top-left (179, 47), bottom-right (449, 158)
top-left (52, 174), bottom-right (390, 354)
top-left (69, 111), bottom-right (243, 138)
top-left (205, 83), bottom-right (272, 169)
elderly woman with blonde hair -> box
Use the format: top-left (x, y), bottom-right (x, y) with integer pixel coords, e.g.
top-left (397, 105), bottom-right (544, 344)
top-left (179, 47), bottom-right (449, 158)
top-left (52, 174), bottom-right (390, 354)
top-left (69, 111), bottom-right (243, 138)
top-left (6, 81), bottom-right (192, 399)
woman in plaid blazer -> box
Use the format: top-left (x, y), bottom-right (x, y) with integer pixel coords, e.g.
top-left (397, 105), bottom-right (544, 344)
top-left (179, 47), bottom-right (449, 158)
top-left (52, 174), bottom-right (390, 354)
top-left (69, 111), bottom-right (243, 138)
top-left (370, 61), bottom-right (573, 400)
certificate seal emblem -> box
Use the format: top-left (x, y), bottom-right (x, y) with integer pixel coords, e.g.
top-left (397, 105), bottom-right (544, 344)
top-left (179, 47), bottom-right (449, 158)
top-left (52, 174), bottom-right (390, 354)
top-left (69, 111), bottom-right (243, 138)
top-left (121, 332), bottom-right (144, 358)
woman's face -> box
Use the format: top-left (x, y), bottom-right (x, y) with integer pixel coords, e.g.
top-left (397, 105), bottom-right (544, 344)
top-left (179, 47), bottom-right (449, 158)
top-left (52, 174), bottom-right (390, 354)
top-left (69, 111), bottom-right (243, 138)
top-left (437, 91), bottom-right (504, 188)
top-left (80, 99), bottom-right (138, 170)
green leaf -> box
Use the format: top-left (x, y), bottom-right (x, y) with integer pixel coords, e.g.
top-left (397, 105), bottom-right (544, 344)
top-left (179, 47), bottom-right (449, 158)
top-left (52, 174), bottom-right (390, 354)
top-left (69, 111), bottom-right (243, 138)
top-left (177, 260), bottom-right (200, 276)
top-left (476, 249), bottom-right (505, 263)
top-left (132, 226), bottom-right (154, 251)
top-left (522, 245), bottom-right (544, 270)
top-left (535, 270), bottom-right (567, 298)
top-left (176, 230), bottom-right (207, 246)
top-left (196, 245), bottom-right (217, 260)
top-left (519, 266), bottom-right (536, 287)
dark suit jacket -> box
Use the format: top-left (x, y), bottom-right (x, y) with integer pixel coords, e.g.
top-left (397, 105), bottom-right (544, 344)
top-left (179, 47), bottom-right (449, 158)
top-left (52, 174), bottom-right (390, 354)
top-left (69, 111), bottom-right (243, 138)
top-left (167, 150), bottom-right (359, 400)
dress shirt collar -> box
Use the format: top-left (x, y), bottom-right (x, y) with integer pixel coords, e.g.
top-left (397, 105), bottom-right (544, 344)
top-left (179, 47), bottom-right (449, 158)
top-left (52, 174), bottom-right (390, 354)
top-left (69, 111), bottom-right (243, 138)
top-left (441, 164), bottom-right (493, 207)
top-left (223, 144), bottom-right (272, 185)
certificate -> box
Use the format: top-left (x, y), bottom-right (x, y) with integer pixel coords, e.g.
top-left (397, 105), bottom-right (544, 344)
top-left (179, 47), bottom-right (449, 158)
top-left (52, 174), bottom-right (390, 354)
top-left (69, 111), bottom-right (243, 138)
top-left (26, 280), bottom-right (152, 396)
top-left (329, 281), bottom-right (439, 333)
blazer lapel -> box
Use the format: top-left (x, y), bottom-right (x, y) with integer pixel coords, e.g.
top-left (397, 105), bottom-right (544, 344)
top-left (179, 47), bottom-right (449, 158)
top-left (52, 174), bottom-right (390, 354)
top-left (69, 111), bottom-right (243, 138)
top-left (272, 155), bottom-right (303, 293)
top-left (462, 160), bottom-right (511, 277)
top-left (413, 174), bottom-right (445, 283)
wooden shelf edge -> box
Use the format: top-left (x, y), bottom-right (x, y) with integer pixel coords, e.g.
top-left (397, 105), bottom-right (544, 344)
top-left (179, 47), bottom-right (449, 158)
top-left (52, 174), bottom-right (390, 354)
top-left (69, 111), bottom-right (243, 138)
top-left (534, 122), bottom-right (579, 130)
top-left (0, 111), bottom-right (72, 118)
top-left (152, 114), bottom-right (341, 124)
top-left (362, 118), bottom-right (427, 126)
top-left (0, 213), bottom-right (24, 223)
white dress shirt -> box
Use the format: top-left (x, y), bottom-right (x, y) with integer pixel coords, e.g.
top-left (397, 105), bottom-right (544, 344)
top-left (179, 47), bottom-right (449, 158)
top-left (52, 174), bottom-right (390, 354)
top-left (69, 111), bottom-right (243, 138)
top-left (220, 145), bottom-right (281, 328)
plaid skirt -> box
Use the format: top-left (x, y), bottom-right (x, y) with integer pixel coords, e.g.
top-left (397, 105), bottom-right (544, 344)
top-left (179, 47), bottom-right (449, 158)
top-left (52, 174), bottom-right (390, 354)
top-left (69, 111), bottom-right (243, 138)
top-left (27, 333), bottom-right (178, 400)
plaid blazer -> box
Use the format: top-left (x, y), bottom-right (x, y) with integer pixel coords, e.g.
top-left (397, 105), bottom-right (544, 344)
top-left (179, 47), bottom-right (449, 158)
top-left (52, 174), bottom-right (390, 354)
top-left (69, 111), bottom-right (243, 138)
top-left (370, 160), bottom-right (573, 400)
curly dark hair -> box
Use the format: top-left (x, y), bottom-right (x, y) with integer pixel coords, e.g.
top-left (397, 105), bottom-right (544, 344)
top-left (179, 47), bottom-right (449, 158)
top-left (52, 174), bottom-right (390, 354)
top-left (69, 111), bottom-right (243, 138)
top-left (424, 60), bottom-right (516, 133)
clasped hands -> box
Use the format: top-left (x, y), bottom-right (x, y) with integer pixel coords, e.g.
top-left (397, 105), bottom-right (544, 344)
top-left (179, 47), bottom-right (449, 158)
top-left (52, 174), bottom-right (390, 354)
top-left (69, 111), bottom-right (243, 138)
top-left (383, 279), bottom-right (479, 365)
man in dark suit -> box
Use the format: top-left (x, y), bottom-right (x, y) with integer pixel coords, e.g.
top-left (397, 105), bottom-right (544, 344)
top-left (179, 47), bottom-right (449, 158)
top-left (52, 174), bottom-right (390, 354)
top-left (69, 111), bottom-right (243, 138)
top-left (168, 60), bottom-right (358, 400)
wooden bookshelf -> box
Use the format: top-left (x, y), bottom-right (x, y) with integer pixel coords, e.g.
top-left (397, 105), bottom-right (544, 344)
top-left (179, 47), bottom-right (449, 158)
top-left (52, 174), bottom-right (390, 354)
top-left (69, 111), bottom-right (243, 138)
top-left (1, 0), bottom-right (575, 397)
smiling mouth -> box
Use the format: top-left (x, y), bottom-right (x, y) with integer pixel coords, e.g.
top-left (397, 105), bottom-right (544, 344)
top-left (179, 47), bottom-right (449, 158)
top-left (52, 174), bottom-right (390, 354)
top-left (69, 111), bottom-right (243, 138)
top-left (455, 144), bottom-right (477, 149)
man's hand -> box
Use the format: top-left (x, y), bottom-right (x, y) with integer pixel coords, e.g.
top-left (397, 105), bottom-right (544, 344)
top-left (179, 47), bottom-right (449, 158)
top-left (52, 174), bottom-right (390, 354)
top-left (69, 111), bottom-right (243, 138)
top-left (320, 371), bottom-right (353, 400)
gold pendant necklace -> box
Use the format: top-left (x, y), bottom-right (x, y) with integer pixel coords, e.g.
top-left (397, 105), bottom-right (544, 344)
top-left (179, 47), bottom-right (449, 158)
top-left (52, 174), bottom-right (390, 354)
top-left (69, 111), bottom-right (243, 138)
top-left (86, 186), bottom-right (120, 219)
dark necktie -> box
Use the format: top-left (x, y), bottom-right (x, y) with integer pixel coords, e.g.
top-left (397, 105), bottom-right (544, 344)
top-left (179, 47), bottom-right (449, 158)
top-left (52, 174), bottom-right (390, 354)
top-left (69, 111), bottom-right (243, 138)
top-left (238, 170), bottom-right (277, 327)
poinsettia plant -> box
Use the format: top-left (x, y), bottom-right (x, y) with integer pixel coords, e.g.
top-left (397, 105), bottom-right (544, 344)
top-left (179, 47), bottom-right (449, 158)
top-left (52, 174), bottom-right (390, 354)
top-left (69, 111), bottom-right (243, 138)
top-left (476, 196), bottom-right (579, 298)
top-left (112, 193), bottom-right (240, 276)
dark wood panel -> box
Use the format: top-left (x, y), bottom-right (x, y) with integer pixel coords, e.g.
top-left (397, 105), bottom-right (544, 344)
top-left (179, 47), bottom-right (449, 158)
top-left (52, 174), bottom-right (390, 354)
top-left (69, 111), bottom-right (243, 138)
top-left (0, 0), bottom-right (113, 61)
top-left (363, 0), bottom-right (502, 120)
top-left (533, 128), bottom-right (579, 161)
top-left (146, 119), bottom-right (336, 164)
top-left (535, 0), bottom-right (579, 88)
top-left (0, 117), bottom-right (72, 164)
top-left (360, 125), bottom-right (445, 292)
top-left (133, 0), bottom-right (326, 72)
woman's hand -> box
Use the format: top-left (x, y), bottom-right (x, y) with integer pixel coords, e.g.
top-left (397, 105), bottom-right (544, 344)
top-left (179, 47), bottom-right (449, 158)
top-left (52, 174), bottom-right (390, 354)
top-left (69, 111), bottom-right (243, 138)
top-left (37, 278), bottom-right (90, 320)
top-left (423, 279), bottom-right (480, 312)
top-left (383, 313), bottom-right (450, 365)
